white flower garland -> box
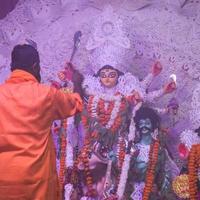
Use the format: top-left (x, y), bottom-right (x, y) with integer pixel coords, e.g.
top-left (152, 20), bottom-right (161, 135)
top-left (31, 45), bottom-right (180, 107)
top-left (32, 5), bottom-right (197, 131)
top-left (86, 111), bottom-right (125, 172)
top-left (90, 96), bottom-right (99, 118)
top-left (117, 154), bottom-right (132, 199)
top-left (180, 129), bottom-right (200, 150)
top-left (90, 91), bottom-right (123, 102)
top-left (130, 182), bottom-right (145, 200)
top-left (80, 197), bottom-right (88, 200)
top-left (116, 137), bottom-right (124, 166)
top-left (64, 117), bottom-right (74, 199)
top-left (65, 117), bottom-right (74, 167)
top-left (117, 102), bottom-right (142, 199)
top-left (89, 94), bottom-right (123, 130)
top-left (83, 73), bottom-right (145, 98)
top-left (135, 144), bottom-right (151, 163)
top-left (66, 139), bottom-right (74, 167)
top-left (106, 98), bottom-right (121, 129)
top-left (64, 183), bottom-right (73, 200)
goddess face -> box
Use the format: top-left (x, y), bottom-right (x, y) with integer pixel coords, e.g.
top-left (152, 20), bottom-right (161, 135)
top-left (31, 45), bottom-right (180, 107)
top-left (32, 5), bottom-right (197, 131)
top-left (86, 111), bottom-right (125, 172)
top-left (99, 68), bottom-right (119, 88)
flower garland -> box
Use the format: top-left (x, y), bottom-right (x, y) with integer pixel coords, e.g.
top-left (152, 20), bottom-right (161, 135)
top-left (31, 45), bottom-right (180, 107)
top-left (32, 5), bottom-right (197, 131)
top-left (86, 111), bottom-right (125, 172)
top-left (117, 137), bottom-right (126, 169)
top-left (64, 184), bottom-right (74, 200)
top-left (113, 137), bottom-right (126, 198)
top-left (70, 152), bottom-right (82, 197)
top-left (59, 119), bottom-right (67, 194)
top-left (103, 159), bottom-right (113, 191)
top-left (83, 73), bottom-right (145, 99)
top-left (117, 153), bottom-right (132, 199)
top-left (98, 99), bottom-right (115, 127)
top-left (172, 174), bottom-right (189, 199)
top-left (116, 102), bottom-right (142, 199)
top-left (188, 144), bottom-right (199, 200)
top-left (87, 94), bottom-right (126, 133)
top-left (80, 93), bottom-right (136, 199)
top-left (77, 138), bottom-right (97, 198)
top-left (143, 140), bottom-right (160, 200)
top-left (79, 111), bottom-right (99, 197)
top-left (80, 94), bottom-right (126, 198)
top-left (65, 117), bottom-right (75, 168)
top-left (64, 117), bottom-right (76, 200)
top-left (180, 130), bottom-right (200, 151)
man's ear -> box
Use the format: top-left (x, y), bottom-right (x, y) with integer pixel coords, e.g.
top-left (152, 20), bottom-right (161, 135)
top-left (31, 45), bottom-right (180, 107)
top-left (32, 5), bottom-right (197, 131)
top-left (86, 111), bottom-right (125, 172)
top-left (31, 62), bottom-right (41, 82)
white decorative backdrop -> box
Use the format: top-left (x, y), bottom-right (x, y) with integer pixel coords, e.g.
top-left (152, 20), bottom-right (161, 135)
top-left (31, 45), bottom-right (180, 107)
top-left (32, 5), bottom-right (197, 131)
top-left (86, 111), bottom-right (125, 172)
top-left (0, 0), bottom-right (200, 166)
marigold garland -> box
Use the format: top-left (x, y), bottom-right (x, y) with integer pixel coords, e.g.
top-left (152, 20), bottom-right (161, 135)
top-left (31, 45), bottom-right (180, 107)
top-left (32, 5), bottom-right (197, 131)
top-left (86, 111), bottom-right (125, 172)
top-left (117, 138), bottom-right (126, 169)
top-left (87, 95), bottom-right (94, 115)
top-left (188, 144), bottom-right (200, 200)
top-left (59, 119), bottom-right (67, 194)
top-left (82, 145), bottom-right (97, 197)
top-left (79, 94), bottom-right (128, 198)
top-left (143, 140), bottom-right (160, 200)
top-left (114, 137), bottom-right (126, 195)
top-left (76, 138), bottom-right (97, 197)
top-left (70, 152), bottom-right (82, 197)
top-left (87, 95), bottom-right (126, 134)
top-left (172, 174), bottom-right (189, 199)
top-left (98, 99), bottom-right (115, 126)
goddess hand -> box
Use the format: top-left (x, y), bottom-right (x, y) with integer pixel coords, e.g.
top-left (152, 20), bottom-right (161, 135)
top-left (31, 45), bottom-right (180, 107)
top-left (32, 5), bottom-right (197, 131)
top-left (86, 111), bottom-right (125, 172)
top-left (152, 61), bottom-right (163, 76)
top-left (127, 91), bottom-right (142, 105)
top-left (58, 62), bottom-right (74, 81)
top-left (163, 81), bottom-right (176, 94)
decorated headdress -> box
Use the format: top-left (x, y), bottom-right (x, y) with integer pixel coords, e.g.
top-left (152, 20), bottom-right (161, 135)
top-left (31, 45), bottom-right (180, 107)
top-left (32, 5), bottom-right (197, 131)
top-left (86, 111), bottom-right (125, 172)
top-left (83, 5), bottom-right (147, 98)
top-left (86, 5), bottom-right (130, 74)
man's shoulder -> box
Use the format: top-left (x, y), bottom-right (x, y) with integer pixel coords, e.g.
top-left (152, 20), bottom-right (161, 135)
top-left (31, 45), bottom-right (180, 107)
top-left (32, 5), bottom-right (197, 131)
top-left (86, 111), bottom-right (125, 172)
top-left (0, 81), bottom-right (58, 97)
top-left (37, 83), bottom-right (58, 95)
top-left (0, 82), bottom-right (10, 91)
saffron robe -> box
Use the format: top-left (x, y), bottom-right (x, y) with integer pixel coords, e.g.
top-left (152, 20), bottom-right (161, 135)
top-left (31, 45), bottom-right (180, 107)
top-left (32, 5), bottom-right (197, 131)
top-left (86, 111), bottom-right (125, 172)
top-left (0, 70), bottom-right (82, 200)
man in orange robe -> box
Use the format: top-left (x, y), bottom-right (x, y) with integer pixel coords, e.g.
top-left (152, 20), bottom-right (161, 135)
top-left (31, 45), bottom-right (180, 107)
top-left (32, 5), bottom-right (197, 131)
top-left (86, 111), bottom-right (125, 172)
top-left (0, 44), bottom-right (83, 200)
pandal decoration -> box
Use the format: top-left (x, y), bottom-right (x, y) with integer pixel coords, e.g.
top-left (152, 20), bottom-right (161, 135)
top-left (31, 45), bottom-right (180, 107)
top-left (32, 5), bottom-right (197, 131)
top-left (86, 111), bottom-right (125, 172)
top-left (172, 174), bottom-right (189, 199)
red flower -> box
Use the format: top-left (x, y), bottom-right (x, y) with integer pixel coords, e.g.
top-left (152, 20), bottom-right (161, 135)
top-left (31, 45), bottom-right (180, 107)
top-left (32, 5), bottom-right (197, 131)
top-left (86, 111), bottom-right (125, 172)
top-left (178, 143), bottom-right (189, 159)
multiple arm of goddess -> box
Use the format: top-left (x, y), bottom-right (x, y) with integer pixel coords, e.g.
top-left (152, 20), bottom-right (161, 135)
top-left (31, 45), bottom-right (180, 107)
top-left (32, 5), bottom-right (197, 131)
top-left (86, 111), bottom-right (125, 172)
top-left (54, 61), bottom-right (177, 199)
top-left (141, 61), bottom-right (176, 102)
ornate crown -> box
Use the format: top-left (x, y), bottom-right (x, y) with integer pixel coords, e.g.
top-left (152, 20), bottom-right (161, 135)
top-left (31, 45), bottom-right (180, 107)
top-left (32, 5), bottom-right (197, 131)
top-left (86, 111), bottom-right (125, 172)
top-left (86, 5), bottom-right (131, 73)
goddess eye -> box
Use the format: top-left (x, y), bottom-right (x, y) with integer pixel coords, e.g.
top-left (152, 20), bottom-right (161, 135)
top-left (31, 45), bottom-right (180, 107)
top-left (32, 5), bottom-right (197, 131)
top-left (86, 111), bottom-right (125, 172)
top-left (100, 73), bottom-right (106, 78)
top-left (108, 72), bottom-right (117, 78)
